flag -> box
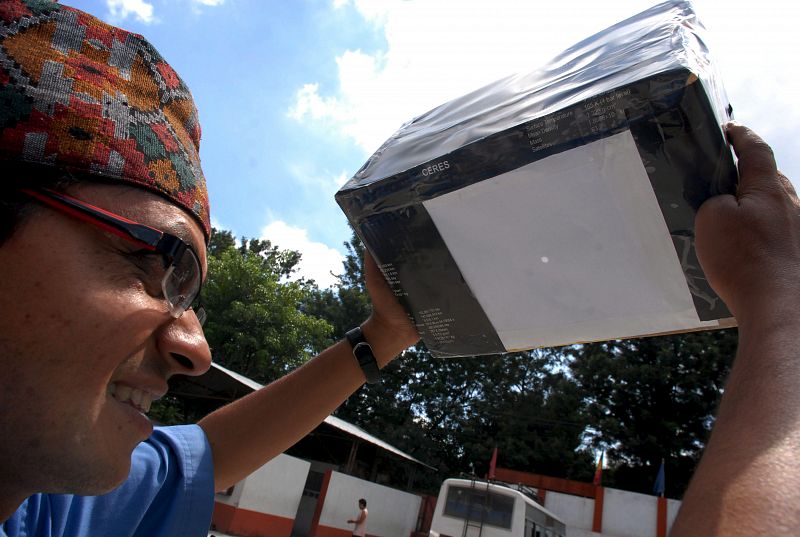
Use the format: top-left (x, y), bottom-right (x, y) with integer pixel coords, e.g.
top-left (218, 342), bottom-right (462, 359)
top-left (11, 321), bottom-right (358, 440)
top-left (488, 447), bottom-right (498, 480)
top-left (593, 451), bottom-right (604, 486)
top-left (653, 459), bottom-right (666, 496)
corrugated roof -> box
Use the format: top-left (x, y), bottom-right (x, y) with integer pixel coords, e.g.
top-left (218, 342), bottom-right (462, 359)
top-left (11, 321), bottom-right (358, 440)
top-left (208, 362), bottom-right (435, 470)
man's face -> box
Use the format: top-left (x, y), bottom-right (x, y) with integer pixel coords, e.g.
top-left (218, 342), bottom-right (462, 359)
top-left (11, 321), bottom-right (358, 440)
top-left (0, 182), bottom-right (211, 497)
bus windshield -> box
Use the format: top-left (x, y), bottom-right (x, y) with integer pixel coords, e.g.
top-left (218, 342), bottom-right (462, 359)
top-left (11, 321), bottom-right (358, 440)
top-left (443, 485), bottom-right (515, 529)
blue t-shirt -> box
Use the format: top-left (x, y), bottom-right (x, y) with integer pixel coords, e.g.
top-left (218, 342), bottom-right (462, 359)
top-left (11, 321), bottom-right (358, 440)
top-left (1, 425), bottom-right (215, 537)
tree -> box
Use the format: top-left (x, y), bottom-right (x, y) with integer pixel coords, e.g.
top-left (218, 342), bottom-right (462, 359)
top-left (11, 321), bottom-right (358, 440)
top-left (567, 330), bottom-right (737, 497)
top-left (200, 229), bottom-right (332, 383)
top-left (302, 229), bottom-right (370, 342)
top-left (475, 358), bottom-right (596, 482)
top-left (395, 348), bottom-right (594, 484)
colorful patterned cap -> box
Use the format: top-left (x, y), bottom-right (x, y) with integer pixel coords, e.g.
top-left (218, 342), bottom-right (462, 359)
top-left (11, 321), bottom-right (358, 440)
top-left (0, 0), bottom-right (211, 239)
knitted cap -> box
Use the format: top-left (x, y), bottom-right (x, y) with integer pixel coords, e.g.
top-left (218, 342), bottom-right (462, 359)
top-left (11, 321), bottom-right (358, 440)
top-left (0, 0), bottom-right (210, 239)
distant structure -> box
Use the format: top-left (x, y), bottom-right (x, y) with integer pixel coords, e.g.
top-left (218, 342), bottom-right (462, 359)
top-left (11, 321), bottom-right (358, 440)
top-left (169, 363), bottom-right (436, 537)
top-left (491, 467), bottom-right (681, 537)
top-left (170, 364), bottom-right (679, 537)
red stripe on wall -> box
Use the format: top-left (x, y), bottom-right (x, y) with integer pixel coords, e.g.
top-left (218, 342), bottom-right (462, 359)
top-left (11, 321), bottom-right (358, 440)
top-left (657, 496), bottom-right (668, 537)
top-left (212, 501), bottom-right (295, 537)
top-left (592, 486), bottom-right (604, 533)
top-left (311, 526), bottom-right (353, 537)
top-left (494, 467), bottom-right (597, 498)
top-left (212, 501), bottom-right (237, 530)
top-left (314, 527), bottom-right (382, 537)
top-left (309, 469), bottom-right (333, 537)
top-left (416, 494), bottom-right (437, 536)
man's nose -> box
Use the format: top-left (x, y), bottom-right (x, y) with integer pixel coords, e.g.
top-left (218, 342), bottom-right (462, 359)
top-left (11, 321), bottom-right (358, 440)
top-left (157, 309), bottom-right (212, 376)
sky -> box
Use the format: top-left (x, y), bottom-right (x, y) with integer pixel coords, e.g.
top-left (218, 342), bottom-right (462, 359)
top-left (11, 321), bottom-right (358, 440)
top-left (67, 0), bottom-right (800, 288)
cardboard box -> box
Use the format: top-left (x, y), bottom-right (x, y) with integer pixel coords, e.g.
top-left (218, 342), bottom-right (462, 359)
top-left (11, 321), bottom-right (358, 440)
top-left (336, 1), bottom-right (738, 357)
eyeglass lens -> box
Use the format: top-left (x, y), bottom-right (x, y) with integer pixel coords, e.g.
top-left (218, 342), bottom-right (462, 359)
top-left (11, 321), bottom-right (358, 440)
top-left (162, 246), bottom-right (202, 318)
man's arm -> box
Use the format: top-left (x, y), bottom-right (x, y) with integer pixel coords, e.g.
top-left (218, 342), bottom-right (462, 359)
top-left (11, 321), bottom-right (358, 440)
top-left (198, 254), bottom-right (419, 492)
top-left (347, 511), bottom-right (366, 524)
top-left (671, 124), bottom-right (800, 534)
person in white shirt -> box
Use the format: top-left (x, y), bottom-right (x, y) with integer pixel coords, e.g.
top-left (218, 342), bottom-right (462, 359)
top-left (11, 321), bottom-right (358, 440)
top-left (347, 498), bottom-right (369, 537)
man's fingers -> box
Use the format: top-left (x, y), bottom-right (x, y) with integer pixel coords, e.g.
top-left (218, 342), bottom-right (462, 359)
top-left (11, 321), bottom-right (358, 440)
top-left (725, 123), bottom-right (779, 196)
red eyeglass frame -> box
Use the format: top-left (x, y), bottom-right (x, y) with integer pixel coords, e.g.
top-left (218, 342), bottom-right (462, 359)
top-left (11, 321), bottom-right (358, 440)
top-left (19, 187), bottom-right (205, 322)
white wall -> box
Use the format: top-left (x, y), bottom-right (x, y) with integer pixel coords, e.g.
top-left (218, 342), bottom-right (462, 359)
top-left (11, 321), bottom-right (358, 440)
top-left (236, 453), bottom-right (311, 518)
top-left (666, 498), bottom-right (681, 534)
top-left (567, 529), bottom-right (604, 537)
top-left (545, 491), bottom-right (595, 530)
top-left (319, 471), bottom-right (422, 537)
top-left (602, 488), bottom-right (657, 537)
top-left (547, 487), bottom-right (682, 537)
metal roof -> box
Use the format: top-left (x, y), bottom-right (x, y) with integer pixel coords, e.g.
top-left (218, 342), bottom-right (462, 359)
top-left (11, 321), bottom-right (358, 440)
top-left (192, 362), bottom-right (435, 470)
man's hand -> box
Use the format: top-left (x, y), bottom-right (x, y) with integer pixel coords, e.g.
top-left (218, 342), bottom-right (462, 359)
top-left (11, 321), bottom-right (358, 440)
top-left (672, 124), bottom-right (800, 535)
top-left (362, 252), bottom-right (420, 366)
top-left (695, 123), bottom-right (800, 324)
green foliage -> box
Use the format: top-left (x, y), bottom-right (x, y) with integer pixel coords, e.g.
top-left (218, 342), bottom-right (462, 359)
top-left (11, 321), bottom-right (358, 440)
top-left (201, 228), bottom-right (333, 384)
top-left (148, 395), bottom-right (186, 425)
top-left (302, 230), bottom-right (370, 342)
top-left (208, 227), bottom-right (236, 256)
top-left (567, 329), bottom-right (737, 497)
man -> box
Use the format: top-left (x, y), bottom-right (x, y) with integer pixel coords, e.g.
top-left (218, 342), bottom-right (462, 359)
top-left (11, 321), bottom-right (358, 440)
top-left (347, 498), bottom-right (368, 537)
top-left (0, 2), bottom-right (417, 536)
top-left (0, 2), bottom-right (797, 536)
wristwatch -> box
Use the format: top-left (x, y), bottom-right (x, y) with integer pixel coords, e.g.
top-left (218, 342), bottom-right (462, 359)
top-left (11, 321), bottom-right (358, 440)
top-left (345, 327), bottom-right (381, 384)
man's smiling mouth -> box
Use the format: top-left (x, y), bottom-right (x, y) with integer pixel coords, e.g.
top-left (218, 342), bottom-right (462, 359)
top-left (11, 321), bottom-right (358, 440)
top-left (107, 383), bottom-right (158, 414)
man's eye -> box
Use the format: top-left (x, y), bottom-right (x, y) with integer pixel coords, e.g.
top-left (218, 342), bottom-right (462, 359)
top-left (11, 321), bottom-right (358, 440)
top-left (125, 249), bottom-right (164, 269)
top-left (124, 250), bottom-right (166, 292)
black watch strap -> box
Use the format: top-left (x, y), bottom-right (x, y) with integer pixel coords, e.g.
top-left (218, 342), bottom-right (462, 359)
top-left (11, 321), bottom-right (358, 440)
top-left (345, 327), bottom-right (380, 384)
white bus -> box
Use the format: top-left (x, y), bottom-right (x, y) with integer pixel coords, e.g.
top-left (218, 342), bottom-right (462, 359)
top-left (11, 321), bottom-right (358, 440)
top-left (429, 478), bottom-right (567, 537)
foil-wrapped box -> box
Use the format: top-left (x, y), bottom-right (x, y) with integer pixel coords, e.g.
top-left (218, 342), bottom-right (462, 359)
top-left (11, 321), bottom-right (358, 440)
top-left (336, 1), bottom-right (737, 357)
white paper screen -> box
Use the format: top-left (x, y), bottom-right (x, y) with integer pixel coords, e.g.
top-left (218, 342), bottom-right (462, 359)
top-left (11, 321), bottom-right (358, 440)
top-left (423, 130), bottom-right (702, 350)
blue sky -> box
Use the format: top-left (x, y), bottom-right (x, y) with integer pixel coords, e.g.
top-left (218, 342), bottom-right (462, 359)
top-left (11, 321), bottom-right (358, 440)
top-left (67, 0), bottom-right (800, 288)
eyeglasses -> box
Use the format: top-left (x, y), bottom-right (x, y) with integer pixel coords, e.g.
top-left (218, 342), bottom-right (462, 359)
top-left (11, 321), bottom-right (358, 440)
top-left (20, 187), bottom-right (206, 324)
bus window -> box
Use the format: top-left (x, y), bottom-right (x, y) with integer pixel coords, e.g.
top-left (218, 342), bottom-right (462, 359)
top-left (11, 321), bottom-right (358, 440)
top-left (443, 485), bottom-right (514, 529)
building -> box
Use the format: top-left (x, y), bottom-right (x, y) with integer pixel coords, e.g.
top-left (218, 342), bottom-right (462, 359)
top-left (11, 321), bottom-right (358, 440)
top-left (169, 363), bottom-right (436, 537)
top-left (491, 467), bottom-right (681, 537)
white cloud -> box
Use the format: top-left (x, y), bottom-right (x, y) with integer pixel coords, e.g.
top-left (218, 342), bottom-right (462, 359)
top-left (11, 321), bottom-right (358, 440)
top-left (290, 0), bottom-right (800, 183)
top-left (285, 161), bottom-right (350, 197)
top-left (260, 221), bottom-right (345, 289)
top-left (288, 83), bottom-right (350, 126)
top-left (292, 0), bottom-right (668, 154)
top-left (191, 0), bottom-right (227, 6)
top-left (334, 171), bottom-right (349, 187)
top-left (106, 0), bottom-right (155, 24)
